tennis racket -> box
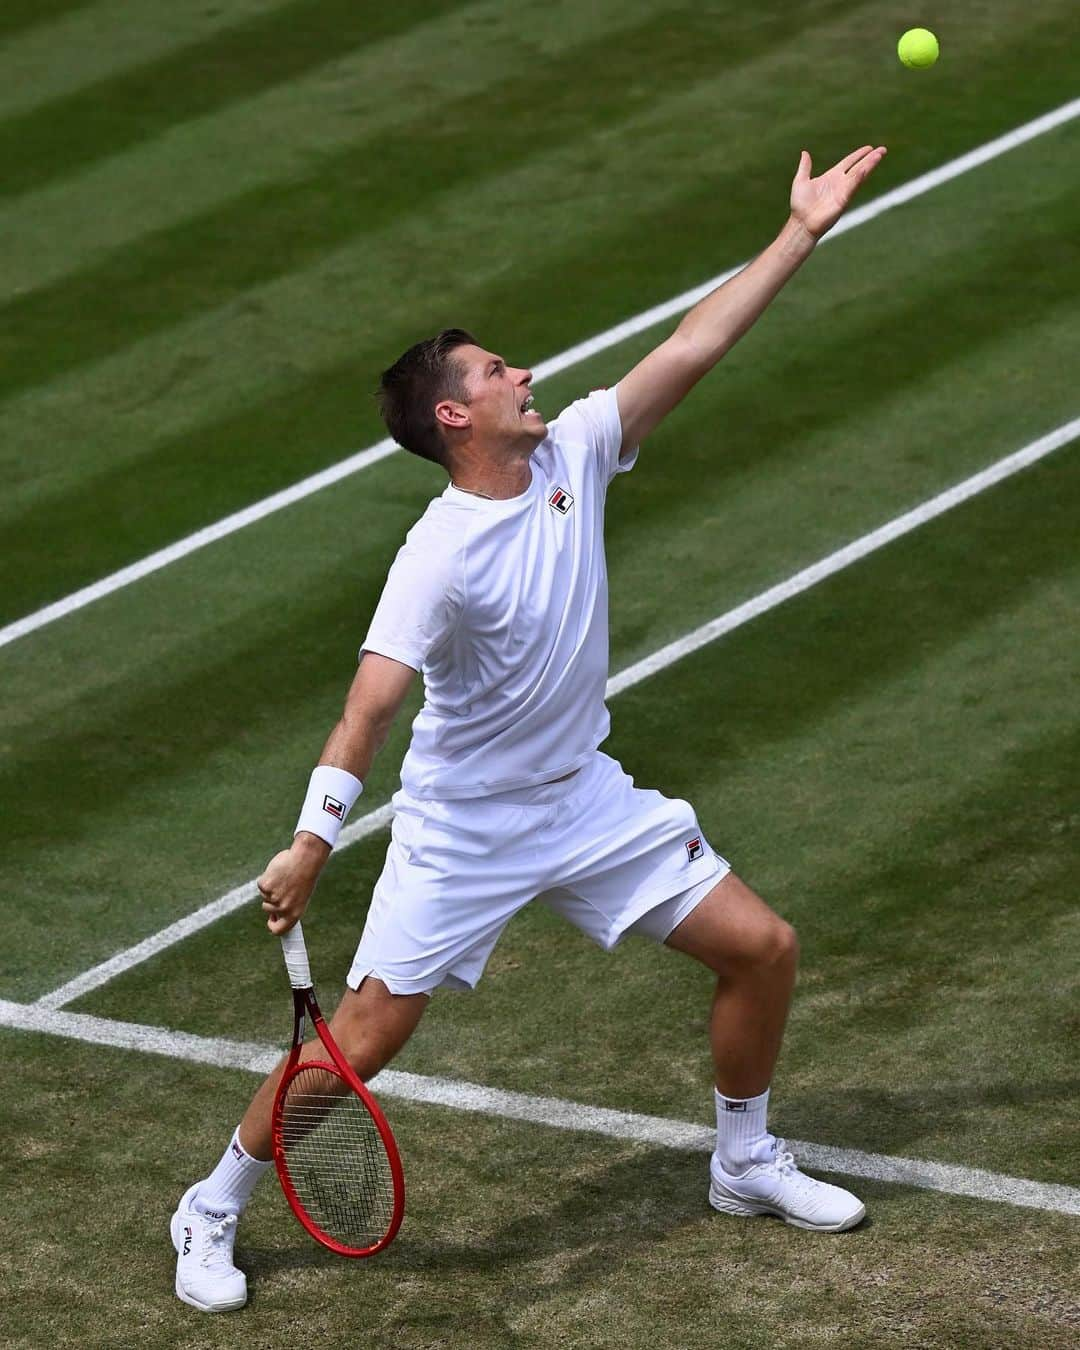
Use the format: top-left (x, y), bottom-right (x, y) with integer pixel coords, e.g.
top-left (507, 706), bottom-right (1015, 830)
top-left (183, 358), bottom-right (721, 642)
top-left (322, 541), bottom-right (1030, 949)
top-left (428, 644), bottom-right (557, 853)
top-left (271, 923), bottom-right (404, 1257)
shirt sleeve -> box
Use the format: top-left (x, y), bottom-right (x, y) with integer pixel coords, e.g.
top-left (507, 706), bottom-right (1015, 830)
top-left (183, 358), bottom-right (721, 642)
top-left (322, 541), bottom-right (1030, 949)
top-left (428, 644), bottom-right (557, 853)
top-left (360, 515), bottom-right (466, 672)
top-left (553, 386), bottom-right (639, 485)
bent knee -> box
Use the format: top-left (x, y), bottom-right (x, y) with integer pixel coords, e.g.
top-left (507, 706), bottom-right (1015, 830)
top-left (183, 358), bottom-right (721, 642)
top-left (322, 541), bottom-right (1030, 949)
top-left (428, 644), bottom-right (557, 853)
top-left (766, 918), bottom-right (799, 969)
top-left (728, 916), bottom-right (799, 975)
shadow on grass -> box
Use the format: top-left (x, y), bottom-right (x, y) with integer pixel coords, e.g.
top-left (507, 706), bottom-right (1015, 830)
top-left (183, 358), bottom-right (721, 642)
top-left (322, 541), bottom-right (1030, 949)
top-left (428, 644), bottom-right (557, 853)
top-left (785, 1078), bottom-right (1080, 1170)
top-left (242, 1142), bottom-right (883, 1311)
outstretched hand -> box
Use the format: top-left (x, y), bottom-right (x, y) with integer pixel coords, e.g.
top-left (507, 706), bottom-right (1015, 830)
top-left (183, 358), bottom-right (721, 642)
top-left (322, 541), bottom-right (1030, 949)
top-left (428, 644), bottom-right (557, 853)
top-left (790, 144), bottom-right (887, 239)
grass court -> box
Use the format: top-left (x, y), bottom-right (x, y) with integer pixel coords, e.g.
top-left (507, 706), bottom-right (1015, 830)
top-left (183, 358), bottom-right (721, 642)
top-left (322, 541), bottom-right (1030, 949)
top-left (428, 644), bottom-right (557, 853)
top-left (2, 1), bottom-right (1078, 1345)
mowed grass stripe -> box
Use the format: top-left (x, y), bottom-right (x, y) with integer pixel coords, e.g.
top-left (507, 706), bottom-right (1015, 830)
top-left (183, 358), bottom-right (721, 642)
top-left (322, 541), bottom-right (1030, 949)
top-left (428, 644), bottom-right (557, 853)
top-left (0, 0), bottom-right (870, 403)
top-left (3, 6), bottom-right (1077, 593)
top-left (0, 3), bottom-right (867, 565)
top-left (6, 5), bottom-right (1069, 426)
top-left (3, 97), bottom-right (1078, 639)
top-left (32, 415), bottom-right (1078, 1011)
top-left (2, 999), bottom-right (1077, 1217)
top-left (0, 0), bottom-right (771, 299)
top-left (4, 0), bottom-right (1074, 304)
top-left (0, 0), bottom-right (467, 200)
top-left (0, 0), bottom-right (288, 118)
top-left (0, 0), bottom-right (99, 45)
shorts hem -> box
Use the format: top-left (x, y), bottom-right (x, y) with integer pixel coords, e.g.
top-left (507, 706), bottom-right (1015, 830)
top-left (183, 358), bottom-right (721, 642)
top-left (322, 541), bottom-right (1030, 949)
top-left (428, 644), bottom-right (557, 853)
top-left (346, 964), bottom-right (459, 997)
top-left (605, 854), bottom-right (731, 949)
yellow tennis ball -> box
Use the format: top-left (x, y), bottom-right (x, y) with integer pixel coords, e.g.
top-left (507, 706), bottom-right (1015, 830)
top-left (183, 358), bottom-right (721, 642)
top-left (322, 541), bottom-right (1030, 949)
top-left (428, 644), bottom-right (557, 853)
top-left (898, 28), bottom-right (939, 68)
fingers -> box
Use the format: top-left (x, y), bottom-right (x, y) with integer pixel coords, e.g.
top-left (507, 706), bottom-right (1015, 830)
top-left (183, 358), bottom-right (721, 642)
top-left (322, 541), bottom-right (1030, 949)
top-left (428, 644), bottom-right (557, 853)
top-left (262, 894), bottom-right (302, 933)
top-left (844, 146), bottom-right (888, 182)
top-left (849, 146), bottom-right (887, 188)
top-left (839, 144), bottom-right (875, 174)
top-left (257, 847), bottom-right (296, 929)
top-left (795, 149), bottom-right (812, 181)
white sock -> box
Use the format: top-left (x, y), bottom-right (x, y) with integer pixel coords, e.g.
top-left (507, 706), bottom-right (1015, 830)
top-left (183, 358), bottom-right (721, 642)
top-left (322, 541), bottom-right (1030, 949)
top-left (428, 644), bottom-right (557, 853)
top-left (195, 1127), bottom-right (273, 1216)
top-left (713, 1087), bottom-right (771, 1174)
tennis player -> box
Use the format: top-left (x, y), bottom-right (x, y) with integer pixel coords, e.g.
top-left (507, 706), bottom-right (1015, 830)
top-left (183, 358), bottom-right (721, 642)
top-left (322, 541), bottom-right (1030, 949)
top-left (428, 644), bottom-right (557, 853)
top-left (173, 144), bottom-right (885, 1311)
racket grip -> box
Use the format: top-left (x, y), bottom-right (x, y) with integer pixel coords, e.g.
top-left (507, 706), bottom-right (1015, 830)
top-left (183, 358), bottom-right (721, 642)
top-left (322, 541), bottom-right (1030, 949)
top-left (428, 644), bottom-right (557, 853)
top-left (280, 923), bottom-right (312, 989)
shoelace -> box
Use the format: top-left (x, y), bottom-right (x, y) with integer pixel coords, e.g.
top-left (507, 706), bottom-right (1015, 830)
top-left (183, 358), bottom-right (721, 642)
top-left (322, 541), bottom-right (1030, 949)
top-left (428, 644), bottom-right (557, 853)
top-left (768, 1138), bottom-right (797, 1176)
top-left (208, 1213), bottom-right (237, 1241)
top-left (761, 1138), bottom-right (824, 1204)
top-left (201, 1212), bottom-right (238, 1266)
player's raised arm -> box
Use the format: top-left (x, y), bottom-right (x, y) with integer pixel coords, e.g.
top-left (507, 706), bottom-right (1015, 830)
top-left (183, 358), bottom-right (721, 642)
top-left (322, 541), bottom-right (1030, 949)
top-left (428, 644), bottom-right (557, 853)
top-left (257, 652), bottom-right (416, 935)
top-left (615, 143), bottom-right (886, 458)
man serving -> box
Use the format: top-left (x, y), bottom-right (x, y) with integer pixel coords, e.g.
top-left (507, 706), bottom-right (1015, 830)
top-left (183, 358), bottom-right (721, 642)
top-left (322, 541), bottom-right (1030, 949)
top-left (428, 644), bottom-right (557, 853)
top-left (173, 143), bottom-right (886, 1312)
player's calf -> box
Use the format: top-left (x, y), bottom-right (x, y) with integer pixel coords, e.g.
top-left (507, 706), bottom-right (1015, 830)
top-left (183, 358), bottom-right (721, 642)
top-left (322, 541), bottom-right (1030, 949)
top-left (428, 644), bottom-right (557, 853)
top-left (327, 976), bottom-right (429, 1082)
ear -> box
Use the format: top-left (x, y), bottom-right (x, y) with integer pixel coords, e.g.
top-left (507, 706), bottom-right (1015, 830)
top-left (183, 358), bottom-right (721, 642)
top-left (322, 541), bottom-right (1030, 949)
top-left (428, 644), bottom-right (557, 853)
top-left (435, 399), bottom-right (470, 431)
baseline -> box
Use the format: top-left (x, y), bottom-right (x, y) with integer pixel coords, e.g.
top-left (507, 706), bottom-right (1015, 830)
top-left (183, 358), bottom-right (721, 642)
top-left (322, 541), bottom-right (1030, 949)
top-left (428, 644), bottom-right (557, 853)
top-left (2, 997), bottom-right (1077, 1218)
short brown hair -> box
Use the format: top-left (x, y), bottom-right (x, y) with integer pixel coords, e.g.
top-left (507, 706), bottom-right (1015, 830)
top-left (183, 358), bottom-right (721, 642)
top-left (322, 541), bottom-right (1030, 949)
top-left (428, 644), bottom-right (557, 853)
top-left (377, 329), bottom-right (476, 467)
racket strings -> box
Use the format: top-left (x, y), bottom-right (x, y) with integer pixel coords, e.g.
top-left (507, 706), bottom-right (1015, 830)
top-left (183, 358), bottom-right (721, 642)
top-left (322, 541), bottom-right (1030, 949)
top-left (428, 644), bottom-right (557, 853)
top-left (277, 1064), bottom-right (397, 1252)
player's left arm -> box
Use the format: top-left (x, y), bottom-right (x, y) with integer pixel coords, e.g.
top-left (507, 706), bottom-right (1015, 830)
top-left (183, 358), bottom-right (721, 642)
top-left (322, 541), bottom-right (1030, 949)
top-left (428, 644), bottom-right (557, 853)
top-left (615, 144), bottom-right (886, 459)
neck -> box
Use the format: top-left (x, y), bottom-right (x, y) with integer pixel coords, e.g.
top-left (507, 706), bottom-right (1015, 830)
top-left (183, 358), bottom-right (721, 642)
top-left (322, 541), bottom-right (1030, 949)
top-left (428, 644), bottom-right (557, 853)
top-left (449, 453), bottom-right (533, 501)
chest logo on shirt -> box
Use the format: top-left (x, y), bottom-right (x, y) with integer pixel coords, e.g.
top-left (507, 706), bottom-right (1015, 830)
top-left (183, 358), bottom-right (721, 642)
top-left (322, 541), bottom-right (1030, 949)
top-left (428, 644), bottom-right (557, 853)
top-left (548, 486), bottom-right (574, 515)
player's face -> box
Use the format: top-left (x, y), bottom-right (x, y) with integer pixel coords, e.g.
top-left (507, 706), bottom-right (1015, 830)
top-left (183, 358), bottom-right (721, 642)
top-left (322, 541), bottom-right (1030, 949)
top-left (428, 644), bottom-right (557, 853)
top-left (456, 345), bottom-right (548, 450)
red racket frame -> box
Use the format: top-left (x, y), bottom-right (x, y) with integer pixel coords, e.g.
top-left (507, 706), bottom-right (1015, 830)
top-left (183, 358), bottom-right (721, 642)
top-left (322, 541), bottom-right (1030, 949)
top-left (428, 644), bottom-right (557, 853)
top-left (271, 943), bottom-right (405, 1258)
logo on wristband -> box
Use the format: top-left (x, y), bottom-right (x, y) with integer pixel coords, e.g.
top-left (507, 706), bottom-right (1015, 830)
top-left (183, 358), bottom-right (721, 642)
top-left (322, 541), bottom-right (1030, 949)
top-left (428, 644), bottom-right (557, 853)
top-left (322, 795), bottom-right (347, 820)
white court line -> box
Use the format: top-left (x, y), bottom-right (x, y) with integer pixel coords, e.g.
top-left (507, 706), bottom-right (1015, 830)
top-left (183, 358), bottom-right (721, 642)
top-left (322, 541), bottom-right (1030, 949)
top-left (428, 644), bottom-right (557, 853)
top-left (2, 997), bottom-right (1077, 1217)
top-left (33, 413), bottom-right (1080, 1012)
top-left (3, 94), bottom-right (1079, 654)
top-left (31, 805), bottom-right (394, 1013)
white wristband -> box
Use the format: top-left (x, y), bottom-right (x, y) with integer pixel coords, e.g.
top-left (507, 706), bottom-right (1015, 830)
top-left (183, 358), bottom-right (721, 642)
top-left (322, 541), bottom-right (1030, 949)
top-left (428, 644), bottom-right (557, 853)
top-left (294, 766), bottom-right (363, 849)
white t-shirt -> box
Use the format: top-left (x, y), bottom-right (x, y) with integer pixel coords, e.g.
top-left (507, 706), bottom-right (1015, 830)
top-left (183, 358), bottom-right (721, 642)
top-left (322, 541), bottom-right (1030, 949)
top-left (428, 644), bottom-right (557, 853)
top-left (361, 386), bottom-right (637, 799)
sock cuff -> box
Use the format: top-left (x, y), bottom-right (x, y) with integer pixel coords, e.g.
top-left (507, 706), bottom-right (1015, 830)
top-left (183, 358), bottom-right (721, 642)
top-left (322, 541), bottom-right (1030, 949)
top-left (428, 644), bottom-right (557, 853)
top-left (714, 1086), bottom-right (769, 1114)
top-left (230, 1127), bottom-right (273, 1170)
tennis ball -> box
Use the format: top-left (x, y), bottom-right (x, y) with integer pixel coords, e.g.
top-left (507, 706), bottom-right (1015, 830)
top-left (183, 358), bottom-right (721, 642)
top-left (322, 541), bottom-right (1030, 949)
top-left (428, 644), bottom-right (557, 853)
top-left (898, 28), bottom-right (939, 68)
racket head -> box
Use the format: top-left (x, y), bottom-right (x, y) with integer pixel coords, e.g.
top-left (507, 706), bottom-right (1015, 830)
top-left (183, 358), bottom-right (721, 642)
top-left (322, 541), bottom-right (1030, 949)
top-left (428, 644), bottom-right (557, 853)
top-left (271, 1007), bottom-right (405, 1258)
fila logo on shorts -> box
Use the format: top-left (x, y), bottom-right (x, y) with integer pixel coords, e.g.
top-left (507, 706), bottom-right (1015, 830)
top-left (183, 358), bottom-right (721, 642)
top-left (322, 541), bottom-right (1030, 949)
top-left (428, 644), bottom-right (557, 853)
top-left (685, 837), bottom-right (704, 862)
top-left (322, 794), bottom-right (346, 820)
top-left (548, 486), bottom-right (574, 515)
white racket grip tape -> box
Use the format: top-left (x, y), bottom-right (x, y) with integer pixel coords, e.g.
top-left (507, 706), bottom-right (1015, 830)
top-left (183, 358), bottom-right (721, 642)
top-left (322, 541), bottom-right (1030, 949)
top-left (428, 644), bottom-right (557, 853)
top-left (281, 923), bottom-right (312, 989)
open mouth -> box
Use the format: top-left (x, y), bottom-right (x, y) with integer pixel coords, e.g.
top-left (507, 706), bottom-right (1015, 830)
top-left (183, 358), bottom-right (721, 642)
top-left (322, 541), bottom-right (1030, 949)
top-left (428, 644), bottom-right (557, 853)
top-left (520, 392), bottom-right (540, 418)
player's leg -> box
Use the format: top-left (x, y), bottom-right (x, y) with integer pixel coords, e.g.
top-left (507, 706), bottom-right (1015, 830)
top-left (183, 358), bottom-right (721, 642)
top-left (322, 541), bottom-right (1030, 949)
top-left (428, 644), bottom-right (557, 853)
top-left (174, 785), bottom-right (549, 1311)
top-left (172, 978), bottom-right (427, 1313)
top-left (662, 871), bottom-right (797, 1100)
top-left (234, 977), bottom-right (429, 1164)
top-left (662, 872), bottom-right (864, 1231)
top-left (542, 753), bottom-right (864, 1232)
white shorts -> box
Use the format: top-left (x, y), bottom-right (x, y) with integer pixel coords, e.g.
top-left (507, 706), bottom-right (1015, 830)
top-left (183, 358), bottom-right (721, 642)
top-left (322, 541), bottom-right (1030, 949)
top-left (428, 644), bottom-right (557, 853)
top-left (347, 750), bottom-right (729, 996)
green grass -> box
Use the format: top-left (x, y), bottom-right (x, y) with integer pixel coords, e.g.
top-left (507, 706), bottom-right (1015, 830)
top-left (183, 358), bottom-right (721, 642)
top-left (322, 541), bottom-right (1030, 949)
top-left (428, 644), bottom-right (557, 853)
top-left (2, 0), bottom-right (1078, 1345)
top-left (5, 1031), bottom-right (1079, 1349)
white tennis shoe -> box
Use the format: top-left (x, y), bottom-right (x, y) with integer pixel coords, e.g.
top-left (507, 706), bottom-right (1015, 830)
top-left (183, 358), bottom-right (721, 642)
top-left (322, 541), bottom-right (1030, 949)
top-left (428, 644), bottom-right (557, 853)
top-left (709, 1136), bottom-right (866, 1232)
top-left (170, 1183), bottom-right (248, 1312)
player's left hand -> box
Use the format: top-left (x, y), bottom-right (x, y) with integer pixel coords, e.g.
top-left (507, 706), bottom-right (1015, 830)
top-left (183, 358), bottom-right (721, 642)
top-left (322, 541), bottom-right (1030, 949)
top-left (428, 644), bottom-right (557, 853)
top-left (789, 145), bottom-right (887, 239)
